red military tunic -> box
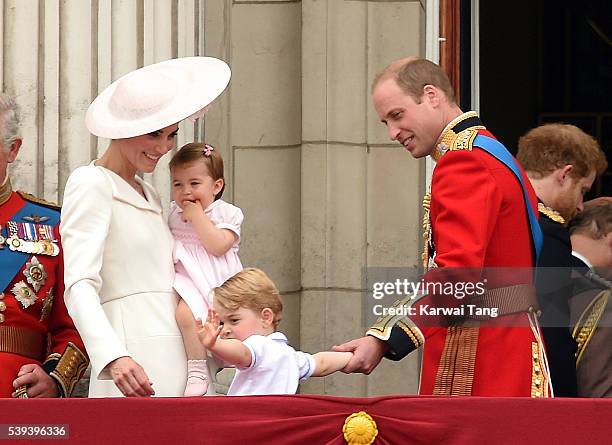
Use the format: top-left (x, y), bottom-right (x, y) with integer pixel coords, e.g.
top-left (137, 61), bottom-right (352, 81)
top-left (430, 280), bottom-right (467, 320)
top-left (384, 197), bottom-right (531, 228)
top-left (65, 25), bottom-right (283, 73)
top-left (368, 112), bottom-right (550, 397)
top-left (0, 178), bottom-right (88, 397)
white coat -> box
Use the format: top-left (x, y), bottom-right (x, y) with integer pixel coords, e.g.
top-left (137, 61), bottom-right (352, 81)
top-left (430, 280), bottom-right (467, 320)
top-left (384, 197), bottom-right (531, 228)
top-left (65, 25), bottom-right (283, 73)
top-left (60, 163), bottom-right (186, 397)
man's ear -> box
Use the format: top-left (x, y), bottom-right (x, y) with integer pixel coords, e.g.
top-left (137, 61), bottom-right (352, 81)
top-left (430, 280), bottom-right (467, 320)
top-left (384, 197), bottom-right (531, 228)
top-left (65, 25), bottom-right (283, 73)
top-left (7, 138), bottom-right (22, 163)
top-left (557, 164), bottom-right (574, 184)
top-left (422, 84), bottom-right (441, 107)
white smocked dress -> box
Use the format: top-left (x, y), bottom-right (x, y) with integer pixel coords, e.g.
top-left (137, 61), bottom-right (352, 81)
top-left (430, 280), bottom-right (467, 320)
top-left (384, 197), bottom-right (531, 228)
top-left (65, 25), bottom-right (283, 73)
top-left (168, 199), bottom-right (243, 319)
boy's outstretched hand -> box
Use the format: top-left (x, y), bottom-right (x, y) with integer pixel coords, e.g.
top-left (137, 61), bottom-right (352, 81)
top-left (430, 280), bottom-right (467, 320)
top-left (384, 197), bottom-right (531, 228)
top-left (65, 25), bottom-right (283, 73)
top-left (197, 309), bottom-right (223, 350)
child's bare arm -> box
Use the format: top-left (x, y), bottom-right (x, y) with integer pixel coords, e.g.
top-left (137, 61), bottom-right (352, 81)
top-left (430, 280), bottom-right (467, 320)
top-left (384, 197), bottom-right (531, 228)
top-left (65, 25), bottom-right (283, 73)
top-left (208, 338), bottom-right (252, 368)
top-left (196, 310), bottom-right (252, 368)
top-left (311, 351), bottom-right (354, 377)
top-left (182, 201), bottom-right (237, 256)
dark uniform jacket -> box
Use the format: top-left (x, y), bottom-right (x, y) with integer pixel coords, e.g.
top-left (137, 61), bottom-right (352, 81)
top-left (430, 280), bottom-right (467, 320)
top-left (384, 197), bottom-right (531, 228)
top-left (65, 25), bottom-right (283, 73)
top-left (570, 255), bottom-right (612, 397)
top-left (536, 210), bottom-right (578, 397)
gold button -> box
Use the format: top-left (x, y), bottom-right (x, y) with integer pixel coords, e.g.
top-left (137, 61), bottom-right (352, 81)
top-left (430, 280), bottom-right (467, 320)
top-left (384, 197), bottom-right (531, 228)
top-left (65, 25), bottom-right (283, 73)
top-left (0, 313), bottom-right (4, 323)
top-left (0, 301), bottom-right (6, 311)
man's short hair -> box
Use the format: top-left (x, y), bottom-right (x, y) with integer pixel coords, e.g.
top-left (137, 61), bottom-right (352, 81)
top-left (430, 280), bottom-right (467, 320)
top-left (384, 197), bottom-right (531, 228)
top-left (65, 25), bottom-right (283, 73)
top-left (372, 58), bottom-right (455, 104)
top-left (0, 93), bottom-right (20, 150)
top-left (213, 268), bottom-right (283, 329)
top-left (568, 197), bottom-right (612, 239)
top-left (517, 123), bottom-right (607, 178)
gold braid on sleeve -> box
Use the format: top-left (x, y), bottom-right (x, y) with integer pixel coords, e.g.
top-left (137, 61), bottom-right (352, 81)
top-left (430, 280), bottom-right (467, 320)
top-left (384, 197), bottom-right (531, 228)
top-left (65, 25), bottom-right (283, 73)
top-left (47, 343), bottom-right (89, 397)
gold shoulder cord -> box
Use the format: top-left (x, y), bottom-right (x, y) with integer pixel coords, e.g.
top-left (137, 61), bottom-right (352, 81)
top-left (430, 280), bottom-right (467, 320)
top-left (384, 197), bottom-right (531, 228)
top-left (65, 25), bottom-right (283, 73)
top-left (573, 289), bottom-right (610, 366)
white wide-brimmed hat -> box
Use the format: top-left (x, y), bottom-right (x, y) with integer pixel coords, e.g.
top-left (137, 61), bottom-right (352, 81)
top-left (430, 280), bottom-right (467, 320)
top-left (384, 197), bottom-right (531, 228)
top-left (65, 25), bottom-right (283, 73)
top-left (86, 56), bottom-right (231, 139)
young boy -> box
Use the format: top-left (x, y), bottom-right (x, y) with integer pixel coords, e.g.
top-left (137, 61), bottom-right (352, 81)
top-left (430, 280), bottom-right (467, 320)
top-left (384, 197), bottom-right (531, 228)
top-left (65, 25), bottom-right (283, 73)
top-left (197, 268), bottom-right (353, 395)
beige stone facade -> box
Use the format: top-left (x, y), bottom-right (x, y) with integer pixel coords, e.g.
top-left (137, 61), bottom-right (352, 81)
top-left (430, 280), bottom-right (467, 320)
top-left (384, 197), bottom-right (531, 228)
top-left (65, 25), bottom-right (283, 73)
top-left (2, 0), bottom-right (427, 396)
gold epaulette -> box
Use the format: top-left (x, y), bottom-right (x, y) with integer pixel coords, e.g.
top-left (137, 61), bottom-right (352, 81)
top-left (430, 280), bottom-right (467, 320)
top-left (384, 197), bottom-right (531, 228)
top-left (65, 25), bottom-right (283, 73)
top-left (432, 111), bottom-right (485, 162)
top-left (17, 191), bottom-right (60, 211)
top-left (46, 343), bottom-right (89, 397)
top-left (572, 289), bottom-right (610, 366)
top-left (440, 126), bottom-right (482, 152)
top-left (538, 203), bottom-right (565, 225)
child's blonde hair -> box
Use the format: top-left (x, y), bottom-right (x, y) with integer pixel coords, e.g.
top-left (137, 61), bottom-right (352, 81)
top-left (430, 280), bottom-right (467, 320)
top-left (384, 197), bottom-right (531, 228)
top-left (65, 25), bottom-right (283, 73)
top-left (213, 268), bottom-right (283, 329)
top-left (169, 142), bottom-right (225, 199)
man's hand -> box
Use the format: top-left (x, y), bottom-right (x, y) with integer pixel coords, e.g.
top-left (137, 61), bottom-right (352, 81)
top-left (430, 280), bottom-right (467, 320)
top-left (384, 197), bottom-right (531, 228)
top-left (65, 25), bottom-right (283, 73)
top-left (197, 309), bottom-right (222, 350)
top-left (106, 357), bottom-right (155, 397)
top-left (332, 336), bottom-right (389, 374)
top-left (181, 200), bottom-right (204, 223)
top-left (12, 364), bottom-right (59, 398)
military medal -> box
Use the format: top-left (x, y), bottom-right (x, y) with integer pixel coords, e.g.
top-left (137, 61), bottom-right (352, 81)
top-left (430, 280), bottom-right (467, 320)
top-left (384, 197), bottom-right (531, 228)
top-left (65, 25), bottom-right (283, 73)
top-left (24, 256), bottom-right (47, 292)
top-left (11, 281), bottom-right (38, 309)
top-left (40, 240), bottom-right (54, 255)
top-left (7, 221), bottom-right (27, 252)
top-left (6, 220), bottom-right (59, 256)
top-left (433, 142), bottom-right (449, 161)
top-left (40, 289), bottom-right (54, 321)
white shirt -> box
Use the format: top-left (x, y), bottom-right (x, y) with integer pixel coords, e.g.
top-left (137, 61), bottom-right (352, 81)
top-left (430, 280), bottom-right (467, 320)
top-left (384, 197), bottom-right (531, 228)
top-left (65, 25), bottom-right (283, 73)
top-left (228, 332), bottom-right (315, 396)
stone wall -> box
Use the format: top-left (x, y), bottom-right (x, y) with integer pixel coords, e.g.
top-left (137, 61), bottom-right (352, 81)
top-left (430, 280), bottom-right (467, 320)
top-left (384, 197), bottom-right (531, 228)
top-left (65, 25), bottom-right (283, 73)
top-left (3, 0), bottom-right (428, 396)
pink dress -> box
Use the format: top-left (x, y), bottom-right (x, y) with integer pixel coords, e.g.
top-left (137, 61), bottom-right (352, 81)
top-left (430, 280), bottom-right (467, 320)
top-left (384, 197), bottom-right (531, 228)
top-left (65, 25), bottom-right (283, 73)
top-left (168, 199), bottom-right (244, 319)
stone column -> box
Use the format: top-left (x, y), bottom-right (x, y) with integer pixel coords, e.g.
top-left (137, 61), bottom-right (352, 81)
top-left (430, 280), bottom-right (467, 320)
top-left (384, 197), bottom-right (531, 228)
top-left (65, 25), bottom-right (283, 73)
top-left (300, 0), bottom-right (426, 396)
top-left (228, 0), bottom-right (303, 346)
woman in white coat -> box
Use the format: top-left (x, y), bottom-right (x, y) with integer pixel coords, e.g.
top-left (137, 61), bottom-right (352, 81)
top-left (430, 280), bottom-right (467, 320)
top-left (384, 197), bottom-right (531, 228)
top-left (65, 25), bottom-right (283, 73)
top-left (60, 57), bottom-right (230, 397)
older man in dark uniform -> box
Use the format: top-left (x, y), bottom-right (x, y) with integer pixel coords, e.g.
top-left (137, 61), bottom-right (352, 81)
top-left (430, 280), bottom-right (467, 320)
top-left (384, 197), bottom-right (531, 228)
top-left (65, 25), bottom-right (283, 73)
top-left (0, 93), bottom-right (88, 398)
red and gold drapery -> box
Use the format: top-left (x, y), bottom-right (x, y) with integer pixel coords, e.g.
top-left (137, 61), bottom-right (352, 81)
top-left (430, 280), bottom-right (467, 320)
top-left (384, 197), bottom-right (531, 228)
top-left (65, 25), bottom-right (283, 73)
top-left (2, 394), bottom-right (611, 444)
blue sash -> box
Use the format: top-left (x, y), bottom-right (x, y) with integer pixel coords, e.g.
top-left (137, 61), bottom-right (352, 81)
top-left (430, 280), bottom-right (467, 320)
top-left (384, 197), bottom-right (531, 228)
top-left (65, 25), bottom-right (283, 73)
top-left (0, 200), bottom-right (60, 291)
top-left (473, 134), bottom-right (543, 263)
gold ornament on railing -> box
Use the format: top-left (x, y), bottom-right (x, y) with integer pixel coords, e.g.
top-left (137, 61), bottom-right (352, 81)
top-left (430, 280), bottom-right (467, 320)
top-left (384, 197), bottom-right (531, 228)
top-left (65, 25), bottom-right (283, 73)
top-left (343, 411), bottom-right (378, 445)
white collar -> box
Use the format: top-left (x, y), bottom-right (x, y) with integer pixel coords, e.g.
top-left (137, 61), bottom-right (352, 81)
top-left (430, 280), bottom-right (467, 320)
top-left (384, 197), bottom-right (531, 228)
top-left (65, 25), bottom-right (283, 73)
top-left (267, 331), bottom-right (288, 342)
top-left (572, 251), bottom-right (594, 270)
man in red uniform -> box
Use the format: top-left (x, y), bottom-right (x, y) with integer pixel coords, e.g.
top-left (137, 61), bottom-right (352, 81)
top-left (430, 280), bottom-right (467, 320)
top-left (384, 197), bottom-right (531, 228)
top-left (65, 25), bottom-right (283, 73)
top-left (0, 93), bottom-right (88, 398)
top-left (335, 58), bottom-right (547, 396)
